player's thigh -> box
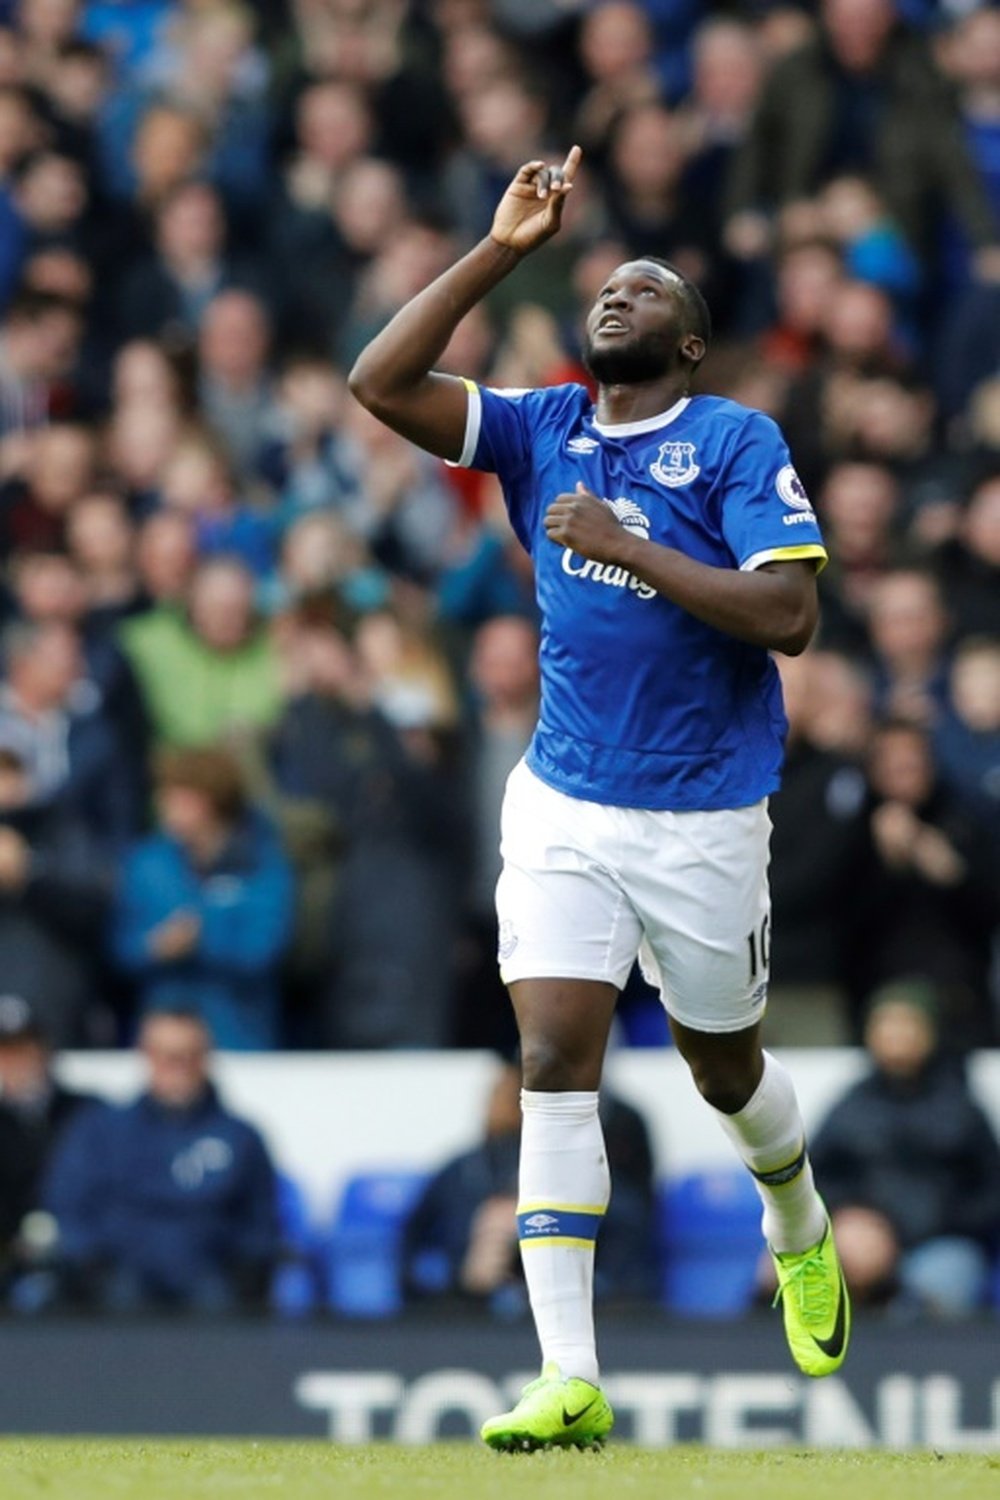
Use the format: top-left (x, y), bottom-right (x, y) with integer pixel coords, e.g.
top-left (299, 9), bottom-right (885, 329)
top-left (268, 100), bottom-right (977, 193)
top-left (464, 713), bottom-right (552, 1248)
top-left (495, 761), bottom-right (641, 991)
top-left (633, 800), bottom-right (772, 1034)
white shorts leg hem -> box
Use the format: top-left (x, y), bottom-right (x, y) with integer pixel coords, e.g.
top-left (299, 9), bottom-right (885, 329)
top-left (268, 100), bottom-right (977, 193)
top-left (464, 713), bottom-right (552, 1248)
top-left (662, 994), bottom-right (769, 1035)
top-left (499, 960), bottom-right (635, 989)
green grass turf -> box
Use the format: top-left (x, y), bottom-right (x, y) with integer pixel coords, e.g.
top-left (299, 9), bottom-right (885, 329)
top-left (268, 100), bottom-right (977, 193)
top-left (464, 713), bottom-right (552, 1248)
top-left (1, 1442), bottom-right (999, 1500)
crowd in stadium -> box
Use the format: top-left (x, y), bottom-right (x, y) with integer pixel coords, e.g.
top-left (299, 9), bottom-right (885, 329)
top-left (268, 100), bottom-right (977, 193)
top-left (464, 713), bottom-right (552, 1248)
top-left (0, 0), bottom-right (996, 1058)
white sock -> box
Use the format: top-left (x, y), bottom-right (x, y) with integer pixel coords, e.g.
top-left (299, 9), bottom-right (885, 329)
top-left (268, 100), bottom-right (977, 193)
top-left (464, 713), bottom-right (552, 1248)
top-left (517, 1089), bottom-right (609, 1386)
top-left (709, 1051), bottom-right (827, 1254)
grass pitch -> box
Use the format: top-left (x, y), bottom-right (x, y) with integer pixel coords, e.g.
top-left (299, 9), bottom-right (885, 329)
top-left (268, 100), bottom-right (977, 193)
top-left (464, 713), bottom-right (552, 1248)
top-left (1, 1441), bottom-right (998, 1500)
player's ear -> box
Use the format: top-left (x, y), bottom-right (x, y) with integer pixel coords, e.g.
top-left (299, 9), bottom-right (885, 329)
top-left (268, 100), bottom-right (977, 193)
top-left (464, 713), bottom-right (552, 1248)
top-left (681, 332), bottom-right (706, 368)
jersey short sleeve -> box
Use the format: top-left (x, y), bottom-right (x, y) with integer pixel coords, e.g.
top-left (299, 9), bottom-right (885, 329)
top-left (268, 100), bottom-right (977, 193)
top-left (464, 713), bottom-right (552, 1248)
top-left (720, 411), bottom-right (827, 574)
top-left (452, 380), bottom-right (557, 476)
top-left (451, 379), bottom-right (584, 552)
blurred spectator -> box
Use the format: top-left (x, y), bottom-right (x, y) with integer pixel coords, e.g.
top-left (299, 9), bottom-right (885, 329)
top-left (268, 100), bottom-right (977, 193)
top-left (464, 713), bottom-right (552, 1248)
top-left (158, 428), bottom-right (274, 577)
top-left (0, 419), bottom-right (94, 553)
top-left (816, 175), bottom-right (920, 306)
top-left (933, 636), bottom-right (1000, 840)
top-left (111, 748), bottom-right (294, 1049)
top-left (196, 288), bottom-right (277, 479)
top-left (402, 1056), bottom-right (658, 1307)
top-left (856, 717), bottom-right (999, 1044)
top-left (605, 102), bottom-right (711, 288)
top-left (816, 462), bottom-right (903, 655)
top-left (116, 178), bottom-right (262, 343)
top-left (573, 1), bottom-right (662, 160)
top-left (941, 8), bottom-right (1000, 249)
top-left (268, 620), bottom-right (464, 1048)
top-left (257, 354), bottom-right (347, 523)
top-left (767, 652), bottom-right (871, 1045)
top-left (134, 508), bottom-right (197, 610)
top-left (803, 648), bottom-right (875, 761)
top-left (724, 0), bottom-right (998, 265)
top-left (681, 18), bottom-right (764, 172)
top-left (8, 549), bottom-right (149, 806)
top-left (933, 473), bottom-right (1000, 641)
top-left (120, 556), bottom-right (281, 747)
top-left (0, 289), bottom-right (83, 446)
top-left (65, 490), bottom-right (144, 628)
top-left (760, 239), bottom-right (846, 372)
top-left (812, 981), bottom-right (1000, 1315)
top-left (452, 615), bottom-right (538, 1053)
top-left (0, 994), bottom-right (95, 1302)
top-left (0, 739), bottom-right (112, 1043)
top-left (42, 1008), bottom-right (279, 1309)
top-left (437, 480), bottom-right (537, 627)
top-left (867, 568), bottom-right (950, 725)
top-left (335, 401), bottom-right (460, 582)
top-left (0, 617), bottom-right (140, 847)
top-left (443, 76), bottom-right (549, 246)
top-left (121, 102), bottom-right (207, 217)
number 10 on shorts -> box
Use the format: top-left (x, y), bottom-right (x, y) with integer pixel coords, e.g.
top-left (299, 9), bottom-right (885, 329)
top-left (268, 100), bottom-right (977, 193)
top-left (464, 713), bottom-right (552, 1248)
top-left (747, 912), bottom-right (771, 982)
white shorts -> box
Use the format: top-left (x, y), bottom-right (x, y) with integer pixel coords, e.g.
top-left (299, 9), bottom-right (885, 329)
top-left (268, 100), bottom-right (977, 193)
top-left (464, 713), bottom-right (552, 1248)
top-left (496, 760), bottom-right (772, 1034)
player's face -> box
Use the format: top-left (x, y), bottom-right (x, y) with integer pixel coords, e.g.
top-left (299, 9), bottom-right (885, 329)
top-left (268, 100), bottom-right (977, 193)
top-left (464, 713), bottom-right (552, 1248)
top-left (583, 260), bottom-right (692, 386)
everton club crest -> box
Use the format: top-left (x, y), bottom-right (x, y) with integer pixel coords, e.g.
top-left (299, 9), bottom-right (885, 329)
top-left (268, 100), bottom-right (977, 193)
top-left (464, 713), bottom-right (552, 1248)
top-left (650, 440), bottom-right (700, 487)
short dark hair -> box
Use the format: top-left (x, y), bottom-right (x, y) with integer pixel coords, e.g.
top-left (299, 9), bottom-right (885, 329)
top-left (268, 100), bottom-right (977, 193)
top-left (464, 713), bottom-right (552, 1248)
top-left (4, 287), bottom-right (83, 327)
top-left (641, 257), bottom-right (712, 351)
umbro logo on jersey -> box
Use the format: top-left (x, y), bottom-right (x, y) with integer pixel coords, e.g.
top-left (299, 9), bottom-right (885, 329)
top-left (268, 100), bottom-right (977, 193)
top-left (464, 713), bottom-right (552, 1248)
top-left (650, 440), bottom-right (699, 487)
top-left (523, 1213), bottom-right (558, 1230)
top-left (567, 434), bottom-right (600, 454)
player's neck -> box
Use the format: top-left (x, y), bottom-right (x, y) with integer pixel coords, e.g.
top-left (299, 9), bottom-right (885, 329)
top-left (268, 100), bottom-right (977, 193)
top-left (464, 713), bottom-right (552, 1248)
top-left (594, 376), bottom-right (689, 426)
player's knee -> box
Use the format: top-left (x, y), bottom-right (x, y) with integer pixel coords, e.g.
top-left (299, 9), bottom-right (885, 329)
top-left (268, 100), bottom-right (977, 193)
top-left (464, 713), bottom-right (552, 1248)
top-left (687, 1059), bottom-right (757, 1114)
top-left (519, 1037), bottom-right (590, 1092)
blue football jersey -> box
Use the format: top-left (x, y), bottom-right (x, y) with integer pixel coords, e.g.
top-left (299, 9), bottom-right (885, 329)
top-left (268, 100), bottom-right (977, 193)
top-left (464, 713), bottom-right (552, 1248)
top-left (453, 381), bottom-right (827, 811)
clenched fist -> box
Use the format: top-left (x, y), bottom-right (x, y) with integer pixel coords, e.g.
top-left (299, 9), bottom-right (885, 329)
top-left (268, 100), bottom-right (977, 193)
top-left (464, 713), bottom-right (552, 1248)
top-left (544, 483), bottom-right (635, 565)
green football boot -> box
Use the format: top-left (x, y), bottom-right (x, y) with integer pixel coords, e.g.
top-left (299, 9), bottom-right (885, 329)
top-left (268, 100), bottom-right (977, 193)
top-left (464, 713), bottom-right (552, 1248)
top-left (771, 1218), bottom-right (851, 1377)
top-left (480, 1362), bottom-right (614, 1451)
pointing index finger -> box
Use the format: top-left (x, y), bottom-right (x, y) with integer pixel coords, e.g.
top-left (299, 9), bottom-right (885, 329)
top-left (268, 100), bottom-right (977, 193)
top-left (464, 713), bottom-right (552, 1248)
top-left (561, 145), bottom-right (582, 183)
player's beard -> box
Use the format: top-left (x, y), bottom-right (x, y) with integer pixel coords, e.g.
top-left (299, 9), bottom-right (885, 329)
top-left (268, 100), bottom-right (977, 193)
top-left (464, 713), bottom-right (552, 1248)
top-left (583, 328), bottom-right (676, 386)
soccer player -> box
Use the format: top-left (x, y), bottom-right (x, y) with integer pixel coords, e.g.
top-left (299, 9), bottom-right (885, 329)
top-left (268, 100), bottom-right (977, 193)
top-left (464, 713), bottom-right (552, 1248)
top-left (349, 147), bottom-right (850, 1451)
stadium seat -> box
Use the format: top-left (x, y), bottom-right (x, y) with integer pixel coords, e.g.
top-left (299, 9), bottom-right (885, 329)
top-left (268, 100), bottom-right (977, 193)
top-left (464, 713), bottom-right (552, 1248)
top-left (325, 1170), bottom-right (427, 1317)
top-left (658, 1169), bottom-right (763, 1316)
top-left (271, 1172), bottom-right (320, 1318)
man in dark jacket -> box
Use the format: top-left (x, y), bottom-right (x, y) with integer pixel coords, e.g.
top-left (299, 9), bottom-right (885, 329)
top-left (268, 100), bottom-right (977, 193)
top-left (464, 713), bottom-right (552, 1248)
top-left (0, 743), bottom-right (114, 1044)
top-left (402, 1058), bottom-right (658, 1308)
top-left (767, 652), bottom-right (873, 1044)
top-left (811, 980), bottom-right (1000, 1315)
top-left (0, 995), bottom-right (96, 1300)
top-left (724, 0), bottom-right (998, 264)
top-left (43, 1008), bottom-right (278, 1311)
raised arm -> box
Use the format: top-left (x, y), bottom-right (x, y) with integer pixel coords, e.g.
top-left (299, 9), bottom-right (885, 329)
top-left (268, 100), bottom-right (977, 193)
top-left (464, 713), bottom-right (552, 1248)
top-left (347, 147), bottom-right (582, 461)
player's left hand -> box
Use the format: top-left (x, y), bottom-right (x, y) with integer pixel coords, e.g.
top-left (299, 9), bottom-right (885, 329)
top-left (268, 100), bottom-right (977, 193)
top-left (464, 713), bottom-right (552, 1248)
top-left (544, 483), bottom-right (632, 564)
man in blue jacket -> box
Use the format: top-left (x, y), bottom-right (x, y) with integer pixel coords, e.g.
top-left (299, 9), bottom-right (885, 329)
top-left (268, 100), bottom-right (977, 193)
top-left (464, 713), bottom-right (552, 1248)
top-left (111, 746), bottom-right (294, 1050)
top-left (43, 1008), bottom-right (279, 1311)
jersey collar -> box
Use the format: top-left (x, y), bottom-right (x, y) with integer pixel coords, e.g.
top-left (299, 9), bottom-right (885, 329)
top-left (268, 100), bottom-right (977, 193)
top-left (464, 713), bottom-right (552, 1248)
top-left (590, 395), bottom-right (690, 437)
